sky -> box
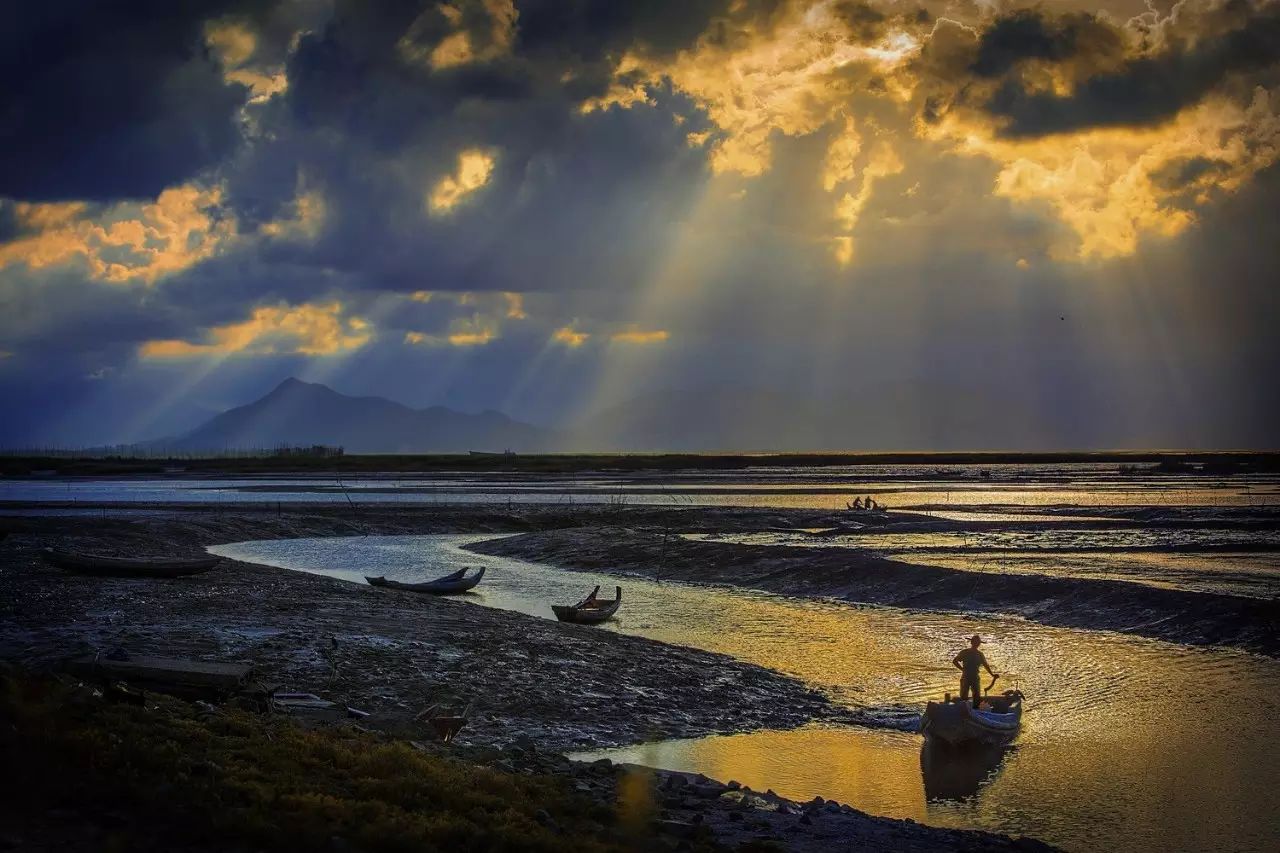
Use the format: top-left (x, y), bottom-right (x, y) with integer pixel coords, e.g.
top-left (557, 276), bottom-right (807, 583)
top-left (1, 0), bottom-right (1278, 449)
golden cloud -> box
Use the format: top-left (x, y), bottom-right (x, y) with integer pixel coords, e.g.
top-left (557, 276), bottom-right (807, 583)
top-left (591, 2), bottom-right (922, 176)
top-left (429, 149), bottom-right (497, 213)
top-left (205, 20), bottom-right (256, 67)
top-left (205, 20), bottom-right (288, 103)
top-left (502, 292), bottom-right (526, 319)
top-left (0, 184), bottom-right (235, 284)
top-left (610, 327), bottom-right (670, 344)
top-left (576, 1), bottom-right (1279, 266)
top-left (403, 313), bottom-right (497, 346)
top-left (909, 3), bottom-right (1280, 259)
top-left (930, 88), bottom-right (1280, 259)
top-left (260, 186), bottom-right (327, 241)
top-left (552, 326), bottom-right (590, 347)
top-left (140, 302), bottom-right (372, 359)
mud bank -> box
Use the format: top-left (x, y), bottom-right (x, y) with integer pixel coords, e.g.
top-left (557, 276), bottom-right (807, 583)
top-left (0, 513), bottom-right (851, 751)
top-left (467, 527), bottom-right (1280, 656)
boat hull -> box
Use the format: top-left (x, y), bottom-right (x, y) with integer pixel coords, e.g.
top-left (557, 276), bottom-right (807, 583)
top-left (551, 602), bottom-right (619, 623)
top-left (366, 567), bottom-right (485, 594)
top-left (45, 548), bottom-right (221, 578)
top-left (552, 585), bottom-right (622, 623)
top-left (921, 699), bottom-right (1021, 746)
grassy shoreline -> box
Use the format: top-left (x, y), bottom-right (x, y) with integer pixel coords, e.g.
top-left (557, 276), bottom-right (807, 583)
top-left (0, 669), bottom-right (667, 852)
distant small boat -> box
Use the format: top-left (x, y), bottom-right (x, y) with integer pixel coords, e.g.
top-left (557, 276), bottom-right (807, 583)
top-left (552, 585), bottom-right (622, 624)
top-left (920, 690), bottom-right (1024, 746)
top-left (365, 566), bottom-right (485, 594)
top-left (44, 548), bottom-right (221, 578)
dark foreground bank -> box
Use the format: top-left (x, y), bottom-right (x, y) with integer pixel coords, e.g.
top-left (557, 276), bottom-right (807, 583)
top-left (0, 670), bottom-right (1051, 853)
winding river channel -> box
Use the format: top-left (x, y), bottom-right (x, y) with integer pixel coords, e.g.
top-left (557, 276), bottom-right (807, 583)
top-left (210, 534), bottom-right (1280, 853)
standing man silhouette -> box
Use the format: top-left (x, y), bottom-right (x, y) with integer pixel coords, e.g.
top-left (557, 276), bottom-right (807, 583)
top-left (953, 635), bottom-right (997, 708)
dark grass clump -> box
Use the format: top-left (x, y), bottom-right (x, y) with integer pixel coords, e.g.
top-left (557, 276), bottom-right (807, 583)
top-left (0, 670), bottom-right (696, 852)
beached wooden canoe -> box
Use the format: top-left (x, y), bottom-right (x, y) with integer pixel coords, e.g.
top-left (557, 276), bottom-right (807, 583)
top-left (68, 654), bottom-right (253, 700)
top-left (44, 548), bottom-right (221, 578)
top-left (552, 585), bottom-right (622, 624)
top-left (365, 566), bottom-right (485, 594)
top-left (920, 691), bottom-right (1023, 746)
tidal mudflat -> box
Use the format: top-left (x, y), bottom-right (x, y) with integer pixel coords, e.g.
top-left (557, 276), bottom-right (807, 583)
top-left (2, 465), bottom-right (1277, 852)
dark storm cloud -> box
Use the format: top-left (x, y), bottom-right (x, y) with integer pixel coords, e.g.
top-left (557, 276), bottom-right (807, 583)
top-left (514, 0), bottom-right (734, 61)
top-left (969, 9), bottom-right (1124, 78)
top-left (1150, 155), bottom-right (1233, 189)
top-left (917, 1), bottom-right (1280, 137)
top-left (989, 3), bottom-right (1280, 136)
top-left (210, 0), bottom-right (718, 300)
top-left (0, 0), bottom-right (271, 202)
top-left (0, 201), bottom-right (22, 243)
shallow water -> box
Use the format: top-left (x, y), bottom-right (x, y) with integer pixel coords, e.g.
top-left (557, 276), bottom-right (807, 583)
top-left (212, 534), bottom-right (1280, 853)
top-left (683, 529), bottom-right (1280, 598)
top-left (4, 463), bottom-right (1278, 511)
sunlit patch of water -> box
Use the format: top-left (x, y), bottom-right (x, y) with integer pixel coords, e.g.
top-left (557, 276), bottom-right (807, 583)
top-left (683, 530), bottom-right (1280, 598)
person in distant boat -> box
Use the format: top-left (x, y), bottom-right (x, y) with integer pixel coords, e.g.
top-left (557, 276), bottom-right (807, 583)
top-left (850, 497), bottom-right (863, 510)
top-left (953, 635), bottom-right (997, 708)
top-left (866, 496), bottom-right (878, 511)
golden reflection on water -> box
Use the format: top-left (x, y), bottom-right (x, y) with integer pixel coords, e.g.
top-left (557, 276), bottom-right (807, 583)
top-left (217, 534), bottom-right (1280, 853)
top-left (585, 727), bottom-right (932, 817)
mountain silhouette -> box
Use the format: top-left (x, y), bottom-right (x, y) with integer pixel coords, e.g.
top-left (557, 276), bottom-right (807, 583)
top-left (169, 378), bottom-right (553, 453)
top-left (162, 378), bottom-right (1068, 454)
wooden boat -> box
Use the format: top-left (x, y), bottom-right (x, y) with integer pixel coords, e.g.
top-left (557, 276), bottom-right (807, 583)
top-left (69, 653), bottom-right (253, 701)
top-left (552, 585), bottom-right (622, 624)
top-left (416, 699), bottom-right (475, 743)
top-left (920, 690), bottom-right (1024, 746)
top-left (365, 566), bottom-right (485, 594)
top-left (44, 548), bottom-right (221, 578)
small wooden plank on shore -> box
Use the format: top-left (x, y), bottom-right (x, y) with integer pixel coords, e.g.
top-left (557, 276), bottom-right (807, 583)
top-left (69, 655), bottom-right (253, 694)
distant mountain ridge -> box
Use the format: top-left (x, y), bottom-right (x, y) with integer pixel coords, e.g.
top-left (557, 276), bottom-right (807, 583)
top-left (167, 378), bottom-right (554, 453)
top-left (160, 377), bottom-right (1077, 454)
